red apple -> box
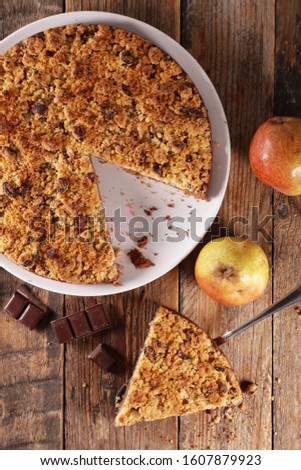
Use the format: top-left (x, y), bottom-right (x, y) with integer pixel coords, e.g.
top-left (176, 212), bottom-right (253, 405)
top-left (195, 237), bottom-right (269, 306)
top-left (249, 117), bottom-right (301, 196)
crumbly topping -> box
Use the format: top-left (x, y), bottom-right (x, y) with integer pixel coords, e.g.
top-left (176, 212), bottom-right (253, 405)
top-left (0, 24), bottom-right (212, 283)
top-left (115, 306), bottom-right (242, 426)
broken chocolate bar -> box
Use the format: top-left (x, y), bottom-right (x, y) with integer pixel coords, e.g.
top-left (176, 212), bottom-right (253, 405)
top-left (88, 343), bottom-right (119, 372)
top-left (4, 286), bottom-right (47, 329)
top-left (51, 303), bottom-right (111, 343)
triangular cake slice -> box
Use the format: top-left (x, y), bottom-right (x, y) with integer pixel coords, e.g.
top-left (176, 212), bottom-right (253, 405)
top-left (115, 306), bottom-right (242, 426)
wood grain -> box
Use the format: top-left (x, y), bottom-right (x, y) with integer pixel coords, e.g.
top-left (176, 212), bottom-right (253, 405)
top-left (63, 0), bottom-right (180, 450)
top-left (0, 0), bottom-right (65, 451)
top-left (180, 0), bottom-right (274, 449)
top-left (1, 0), bottom-right (301, 451)
top-left (273, 0), bottom-right (301, 450)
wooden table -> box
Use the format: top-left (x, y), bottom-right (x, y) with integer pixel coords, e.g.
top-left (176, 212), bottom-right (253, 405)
top-left (1, 0), bottom-right (300, 451)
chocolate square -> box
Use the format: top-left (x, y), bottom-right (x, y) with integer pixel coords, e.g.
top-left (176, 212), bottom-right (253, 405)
top-left (17, 285), bottom-right (46, 311)
top-left (4, 292), bottom-right (29, 319)
top-left (85, 304), bottom-right (111, 332)
top-left (19, 303), bottom-right (45, 330)
top-left (51, 317), bottom-right (74, 343)
top-left (88, 344), bottom-right (119, 372)
top-left (68, 311), bottom-right (92, 338)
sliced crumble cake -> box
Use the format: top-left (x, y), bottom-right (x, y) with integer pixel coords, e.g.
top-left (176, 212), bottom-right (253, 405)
top-left (0, 24), bottom-right (212, 283)
top-left (115, 306), bottom-right (242, 426)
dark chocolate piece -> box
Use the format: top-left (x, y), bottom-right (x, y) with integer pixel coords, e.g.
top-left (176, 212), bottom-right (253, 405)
top-left (88, 344), bottom-right (119, 372)
top-left (19, 303), bottom-right (45, 330)
top-left (85, 304), bottom-right (111, 332)
top-left (17, 285), bottom-right (46, 311)
top-left (4, 291), bottom-right (29, 318)
top-left (4, 285), bottom-right (47, 328)
top-left (51, 317), bottom-right (74, 344)
top-left (68, 311), bottom-right (92, 338)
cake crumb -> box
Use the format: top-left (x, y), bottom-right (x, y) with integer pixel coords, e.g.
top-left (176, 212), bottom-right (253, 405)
top-left (127, 249), bottom-right (154, 268)
top-left (136, 235), bottom-right (148, 248)
top-left (241, 380), bottom-right (258, 395)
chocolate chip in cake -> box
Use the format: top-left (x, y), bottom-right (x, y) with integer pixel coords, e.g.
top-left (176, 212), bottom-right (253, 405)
top-left (144, 346), bottom-right (157, 362)
top-left (214, 366), bottom-right (225, 372)
top-left (4, 147), bottom-right (18, 157)
top-left (21, 180), bottom-right (31, 194)
top-left (0, 195), bottom-right (9, 210)
top-left (180, 106), bottom-right (204, 118)
top-left (56, 177), bottom-right (69, 193)
top-left (86, 172), bottom-right (97, 183)
top-left (178, 351), bottom-right (191, 360)
top-left (217, 381), bottom-right (228, 393)
top-left (121, 50), bottom-right (135, 65)
top-left (31, 102), bottom-right (47, 115)
top-left (74, 215), bottom-right (88, 232)
top-left (23, 259), bottom-right (34, 267)
top-left (3, 182), bottom-right (20, 198)
top-left (121, 84), bottom-right (132, 96)
top-left (47, 248), bottom-right (57, 259)
top-left (153, 163), bottom-right (163, 175)
top-left (104, 109), bottom-right (115, 120)
top-left (39, 162), bottom-right (53, 172)
top-left (73, 125), bottom-right (85, 141)
top-left (34, 31), bottom-right (45, 40)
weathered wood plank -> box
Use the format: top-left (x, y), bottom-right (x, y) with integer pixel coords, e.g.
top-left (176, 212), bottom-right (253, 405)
top-left (0, 0), bottom-right (64, 450)
top-left (65, 0), bottom-right (124, 13)
top-left (273, 0), bottom-right (301, 450)
top-left (63, 0), bottom-right (180, 450)
top-left (180, 0), bottom-right (274, 449)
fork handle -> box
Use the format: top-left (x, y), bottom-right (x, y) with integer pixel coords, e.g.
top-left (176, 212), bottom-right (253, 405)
top-left (214, 283), bottom-right (301, 345)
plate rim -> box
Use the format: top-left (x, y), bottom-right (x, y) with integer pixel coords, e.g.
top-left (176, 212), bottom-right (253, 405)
top-left (0, 11), bottom-right (230, 296)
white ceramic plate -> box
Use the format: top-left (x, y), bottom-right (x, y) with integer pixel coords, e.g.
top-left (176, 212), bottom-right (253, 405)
top-left (0, 11), bottom-right (230, 296)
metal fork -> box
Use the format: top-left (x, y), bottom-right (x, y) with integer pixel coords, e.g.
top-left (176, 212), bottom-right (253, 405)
top-left (214, 283), bottom-right (301, 345)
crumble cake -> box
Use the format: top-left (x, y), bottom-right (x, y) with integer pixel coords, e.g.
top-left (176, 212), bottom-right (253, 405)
top-left (115, 306), bottom-right (242, 426)
top-left (0, 24), bottom-right (212, 283)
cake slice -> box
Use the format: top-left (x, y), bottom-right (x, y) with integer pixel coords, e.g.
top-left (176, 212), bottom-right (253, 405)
top-left (115, 306), bottom-right (242, 426)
